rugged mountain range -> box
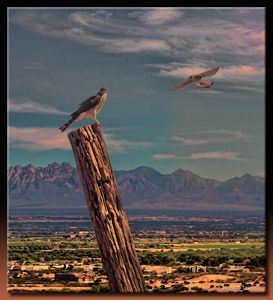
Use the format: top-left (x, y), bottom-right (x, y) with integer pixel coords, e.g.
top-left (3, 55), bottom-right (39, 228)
top-left (8, 163), bottom-right (265, 211)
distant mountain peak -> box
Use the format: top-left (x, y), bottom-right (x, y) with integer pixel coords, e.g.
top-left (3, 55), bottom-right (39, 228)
top-left (171, 168), bottom-right (194, 176)
top-left (133, 165), bottom-right (162, 175)
top-left (61, 162), bottom-right (72, 167)
top-left (8, 163), bottom-right (264, 212)
top-left (26, 163), bottom-right (35, 168)
top-left (134, 165), bottom-right (156, 171)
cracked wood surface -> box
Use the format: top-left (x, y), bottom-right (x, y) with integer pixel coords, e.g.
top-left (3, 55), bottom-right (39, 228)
top-left (68, 124), bottom-right (147, 293)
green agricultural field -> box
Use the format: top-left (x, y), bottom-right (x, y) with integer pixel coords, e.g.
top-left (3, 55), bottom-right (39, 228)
top-left (185, 243), bottom-right (264, 250)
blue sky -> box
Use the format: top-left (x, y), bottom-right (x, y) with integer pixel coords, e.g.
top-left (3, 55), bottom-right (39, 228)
top-left (8, 8), bottom-right (265, 180)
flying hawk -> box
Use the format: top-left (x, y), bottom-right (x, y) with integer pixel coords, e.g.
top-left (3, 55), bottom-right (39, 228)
top-left (59, 87), bottom-right (108, 132)
top-left (171, 66), bottom-right (220, 91)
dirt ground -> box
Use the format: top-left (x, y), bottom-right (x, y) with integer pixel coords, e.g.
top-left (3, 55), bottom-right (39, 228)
top-left (149, 274), bottom-right (266, 293)
top-left (8, 286), bottom-right (93, 292)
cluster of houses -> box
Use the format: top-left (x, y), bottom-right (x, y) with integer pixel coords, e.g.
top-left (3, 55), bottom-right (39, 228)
top-left (8, 261), bottom-right (107, 285)
top-left (65, 231), bottom-right (96, 239)
top-left (7, 257), bottom-right (256, 293)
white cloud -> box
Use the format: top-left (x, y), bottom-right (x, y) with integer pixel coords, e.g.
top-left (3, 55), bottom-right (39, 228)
top-left (10, 9), bottom-right (264, 87)
top-left (189, 89), bottom-right (223, 95)
top-left (159, 65), bottom-right (210, 78)
top-left (8, 126), bottom-right (152, 153)
top-left (153, 151), bottom-right (247, 161)
top-left (101, 38), bottom-right (170, 53)
top-left (153, 153), bottom-right (179, 160)
top-left (103, 132), bottom-right (152, 153)
top-left (172, 136), bottom-right (209, 146)
top-left (195, 130), bottom-right (253, 141)
top-left (22, 62), bottom-right (49, 70)
top-left (161, 19), bottom-right (265, 58)
top-left (11, 11), bottom-right (170, 54)
top-left (9, 98), bottom-right (69, 115)
top-left (185, 151), bottom-right (247, 161)
top-left (172, 130), bottom-right (253, 146)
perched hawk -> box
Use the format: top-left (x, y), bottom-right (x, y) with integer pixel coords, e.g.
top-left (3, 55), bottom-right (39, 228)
top-left (59, 87), bottom-right (108, 132)
top-left (171, 66), bottom-right (220, 91)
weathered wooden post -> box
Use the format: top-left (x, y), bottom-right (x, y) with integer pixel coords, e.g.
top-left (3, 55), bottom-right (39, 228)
top-left (68, 124), bottom-right (147, 293)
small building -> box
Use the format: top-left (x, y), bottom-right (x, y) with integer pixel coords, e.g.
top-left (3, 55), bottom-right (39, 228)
top-left (78, 275), bottom-right (92, 283)
top-left (21, 264), bottom-right (49, 271)
top-left (52, 264), bottom-right (65, 269)
top-left (42, 273), bottom-right (55, 279)
top-left (189, 265), bottom-right (207, 273)
top-left (79, 231), bottom-right (90, 237)
top-left (21, 271), bottom-right (31, 278)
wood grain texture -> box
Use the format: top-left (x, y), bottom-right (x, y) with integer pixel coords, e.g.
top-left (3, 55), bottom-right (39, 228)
top-left (68, 124), bottom-right (147, 293)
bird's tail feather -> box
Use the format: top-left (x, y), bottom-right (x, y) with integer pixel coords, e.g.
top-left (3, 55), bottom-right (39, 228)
top-left (59, 118), bottom-right (74, 132)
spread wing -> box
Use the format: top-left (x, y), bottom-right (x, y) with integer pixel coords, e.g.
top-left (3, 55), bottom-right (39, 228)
top-left (71, 94), bottom-right (101, 117)
top-left (171, 78), bottom-right (194, 91)
top-left (195, 66), bottom-right (219, 78)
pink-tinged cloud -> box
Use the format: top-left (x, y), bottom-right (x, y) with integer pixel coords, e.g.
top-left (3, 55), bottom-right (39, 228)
top-left (159, 64), bottom-right (264, 82)
top-left (11, 9), bottom-right (264, 59)
top-left (216, 65), bottom-right (264, 80)
top-left (153, 153), bottom-right (178, 160)
top-left (8, 126), bottom-right (152, 153)
top-left (257, 30), bottom-right (265, 42)
top-left (243, 30), bottom-right (265, 55)
top-left (159, 66), bottom-right (205, 78)
top-left (256, 44), bottom-right (265, 54)
top-left (9, 127), bottom-right (70, 150)
top-left (139, 9), bottom-right (183, 25)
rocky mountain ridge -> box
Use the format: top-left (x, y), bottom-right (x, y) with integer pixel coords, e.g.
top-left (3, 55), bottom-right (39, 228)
top-left (8, 163), bottom-right (265, 211)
